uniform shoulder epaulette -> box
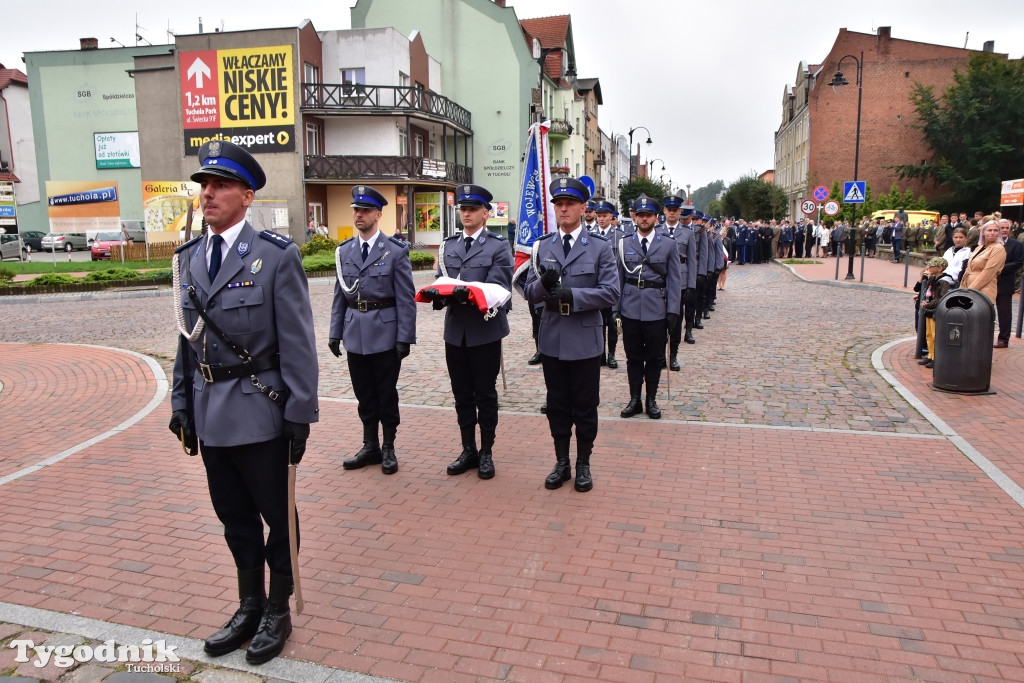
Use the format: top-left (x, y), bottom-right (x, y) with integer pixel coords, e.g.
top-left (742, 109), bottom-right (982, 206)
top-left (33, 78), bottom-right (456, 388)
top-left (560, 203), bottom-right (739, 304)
top-left (174, 235), bottom-right (203, 253)
top-left (258, 230), bottom-right (293, 248)
top-left (339, 236), bottom-right (355, 247)
top-left (590, 233), bottom-right (608, 242)
top-left (389, 235), bottom-right (409, 247)
top-left (489, 232), bottom-right (506, 241)
top-left (444, 234), bottom-right (460, 241)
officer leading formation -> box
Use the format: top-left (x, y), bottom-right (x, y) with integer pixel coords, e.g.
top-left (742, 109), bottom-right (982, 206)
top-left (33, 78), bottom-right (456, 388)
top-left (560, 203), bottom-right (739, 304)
top-left (169, 140), bottom-right (319, 665)
top-left (421, 184), bottom-right (514, 479)
top-left (329, 186), bottom-right (417, 475)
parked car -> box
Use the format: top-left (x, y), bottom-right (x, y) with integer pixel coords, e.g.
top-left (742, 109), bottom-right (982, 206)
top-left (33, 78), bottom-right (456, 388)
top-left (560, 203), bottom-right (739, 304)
top-left (20, 230), bottom-right (46, 252)
top-left (1, 233), bottom-right (23, 260)
top-left (40, 232), bottom-right (89, 252)
top-left (120, 220), bottom-right (147, 243)
top-left (90, 231), bottom-right (127, 260)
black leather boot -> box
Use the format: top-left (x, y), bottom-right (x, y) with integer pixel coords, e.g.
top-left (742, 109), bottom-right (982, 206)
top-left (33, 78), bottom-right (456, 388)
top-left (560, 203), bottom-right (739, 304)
top-left (245, 572), bottom-right (292, 665)
top-left (684, 327), bottom-right (696, 344)
top-left (447, 426), bottom-right (478, 475)
top-left (669, 346), bottom-right (680, 371)
top-left (343, 422), bottom-right (382, 470)
top-left (620, 392), bottom-right (643, 418)
top-left (477, 429), bottom-right (496, 479)
top-left (606, 343), bottom-right (618, 369)
top-left (575, 441), bottom-right (593, 492)
top-left (693, 319), bottom-right (704, 329)
top-left (646, 392), bottom-right (662, 419)
top-left (544, 438), bottom-right (572, 489)
top-left (204, 568), bottom-right (266, 656)
top-left (381, 425), bottom-right (398, 474)
top-left (527, 349), bottom-right (542, 365)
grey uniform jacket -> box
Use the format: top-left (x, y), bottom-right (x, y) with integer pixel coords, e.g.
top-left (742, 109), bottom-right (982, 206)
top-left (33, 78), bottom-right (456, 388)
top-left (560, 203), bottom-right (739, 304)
top-left (524, 232), bottom-right (620, 361)
top-left (589, 226), bottom-right (627, 261)
top-left (712, 232), bottom-right (726, 270)
top-left (665, 223), bottom-right (698, 290)
top-left (171, 224), bottom-right (319, 448)
top-left (437, 229), bottom-right (513, 346)
top-left (330, 234), bottom-right (417, 354)
top-left (696, 228), bottom-right (711, 276)
top-left (615, 230), bottom-right (682, 321)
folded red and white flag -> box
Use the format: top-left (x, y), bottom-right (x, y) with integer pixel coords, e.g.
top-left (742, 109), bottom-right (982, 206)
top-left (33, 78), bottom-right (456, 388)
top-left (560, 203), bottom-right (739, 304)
top-left (415, 276), bottom-right (512, 318)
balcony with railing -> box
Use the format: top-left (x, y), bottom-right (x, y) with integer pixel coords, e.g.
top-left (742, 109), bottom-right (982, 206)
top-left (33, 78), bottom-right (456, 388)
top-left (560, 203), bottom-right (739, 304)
top-left (548, 118), bottom-right (573, 139)
top-left (302, 83), bottom-right (472, 132)
top-left (304, 155), bottom-right (472, 185)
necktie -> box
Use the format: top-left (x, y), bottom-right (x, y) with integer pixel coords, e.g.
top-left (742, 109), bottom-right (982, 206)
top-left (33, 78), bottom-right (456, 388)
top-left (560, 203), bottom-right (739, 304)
top-left (465, 236), bottom-right (474, 252)
top-left (361, 241), bottom-right (369, 263)
top-left (208, 234), bottom-right (223, 282)
top-left (563, 234), bottom-right (572, 257)
top-left (641, 237), bottom-right (648, 255)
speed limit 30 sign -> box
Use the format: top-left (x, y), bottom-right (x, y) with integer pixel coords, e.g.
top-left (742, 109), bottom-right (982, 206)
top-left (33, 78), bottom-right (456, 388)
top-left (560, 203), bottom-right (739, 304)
top-left (800, 200), bottom-right (817, 215)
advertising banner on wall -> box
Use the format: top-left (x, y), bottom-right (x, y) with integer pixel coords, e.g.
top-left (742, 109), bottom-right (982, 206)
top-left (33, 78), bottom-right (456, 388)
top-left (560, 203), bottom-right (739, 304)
top-left (414, 192), bottom-right (441, 232)
top-left (487, 201), bottom-right (509, 227)
top-left (45, 181), bottom-right (121, 233)
top-left (0, 181), bottom-right (16, 230)
top-left (94, 132), bottom-right (141, 169)
top-left (142, 181), bottom-right (200, 242)
top-left (179, 45), bottom-right (295, 155)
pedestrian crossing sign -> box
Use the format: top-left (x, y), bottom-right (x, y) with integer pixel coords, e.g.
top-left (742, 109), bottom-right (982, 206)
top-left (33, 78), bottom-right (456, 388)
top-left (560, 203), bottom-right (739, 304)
top-left (843, 181), bottom-right (866, 203)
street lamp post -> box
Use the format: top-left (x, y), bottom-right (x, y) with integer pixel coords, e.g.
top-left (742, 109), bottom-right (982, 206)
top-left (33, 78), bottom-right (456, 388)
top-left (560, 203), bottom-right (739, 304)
top-left (827, 51), bottom-right (864, 282)
top-left (686, 184), bottom-right (691, 206)
top-left (627, 126), bottom-right (652, 180)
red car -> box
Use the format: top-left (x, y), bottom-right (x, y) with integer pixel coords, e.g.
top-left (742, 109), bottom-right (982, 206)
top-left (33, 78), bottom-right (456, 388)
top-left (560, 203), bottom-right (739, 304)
top-left (90, 231), bottom-right (127, 260)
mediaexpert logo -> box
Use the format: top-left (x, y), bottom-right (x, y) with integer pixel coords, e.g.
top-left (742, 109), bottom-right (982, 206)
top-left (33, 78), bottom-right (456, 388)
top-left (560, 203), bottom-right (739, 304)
top-left (10, 638), bottom-right (181, 672)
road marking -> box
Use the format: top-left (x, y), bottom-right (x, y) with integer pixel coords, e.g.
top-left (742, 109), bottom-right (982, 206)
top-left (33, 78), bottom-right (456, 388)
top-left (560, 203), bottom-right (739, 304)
top-left (0, 345), bottom-right (168, 488)
top-left (873, 337), bottom-right (1024, 509)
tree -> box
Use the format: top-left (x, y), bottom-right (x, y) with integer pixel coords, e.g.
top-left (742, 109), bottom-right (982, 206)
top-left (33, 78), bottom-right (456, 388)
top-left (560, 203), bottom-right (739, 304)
top-left (690, 180), bottom-right (725, 213)
top-left (705, 198), bottom-right (724, 217)
top-left (617, 177), bottom-right (668, 216)
top-left (893, 51), bottom-right (1024, 210)
top-left (720, 175), bottom-right (788, 220)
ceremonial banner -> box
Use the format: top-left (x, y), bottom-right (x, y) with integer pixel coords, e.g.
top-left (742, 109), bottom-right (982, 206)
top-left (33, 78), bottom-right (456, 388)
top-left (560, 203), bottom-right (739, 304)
top-left (513, 121), bottom-right (556, 277)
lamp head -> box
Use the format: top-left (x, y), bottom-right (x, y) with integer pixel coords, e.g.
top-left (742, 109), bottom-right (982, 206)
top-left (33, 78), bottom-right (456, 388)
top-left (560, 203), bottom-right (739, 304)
top-left (829, 70), bottom-right (849, 94)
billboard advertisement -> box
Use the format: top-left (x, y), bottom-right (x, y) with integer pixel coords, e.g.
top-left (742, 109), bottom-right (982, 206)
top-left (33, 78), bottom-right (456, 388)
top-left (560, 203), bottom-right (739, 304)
top-left (142, 181), bottom-right (200, 242)
top-left (179, 45), bottom-right (295, 155)
top-left (45, 181), bottom-right (121, 233)
top-left (0, 181), bottom-right (16, 230)
top-left (94, 132), bottom-right (141, 169)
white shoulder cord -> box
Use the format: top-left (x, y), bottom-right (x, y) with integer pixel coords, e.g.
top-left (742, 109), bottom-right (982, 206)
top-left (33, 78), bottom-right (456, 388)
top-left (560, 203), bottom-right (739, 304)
top-left (172, 251), bottom-right (205, 341)
top-left (335, 244), bottom-right (359, 297)
top-left (619, 235), bottom-right (643, 277)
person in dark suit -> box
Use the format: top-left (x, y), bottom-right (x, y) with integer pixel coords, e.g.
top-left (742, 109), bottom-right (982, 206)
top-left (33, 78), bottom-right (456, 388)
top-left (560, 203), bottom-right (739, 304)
top-left (524, 177), bottom-right (619, 492)
top-left (329, 185), bottom-right (417, 475)
top-left (421, 184), bottom-right (513, 478)
top-left (169, 140), bottom-right (319, 664)
top-left (995, 218), bottom-right (1023, 348)
top-left (590, 199), bottom-right (625, 369)
top-left (615, 195), bottom-right (681, 419)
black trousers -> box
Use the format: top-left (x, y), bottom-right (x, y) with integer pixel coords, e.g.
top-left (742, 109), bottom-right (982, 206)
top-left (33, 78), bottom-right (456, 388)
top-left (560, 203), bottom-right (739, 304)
top-left (541, 354), bottom-right (601, 443)
top-left (996, 291), bottom-right (1013, 343)
top-left (348, 349), bottom-right (402, 428)
top-left (445, 340), bottom-right (501, 430)
top-left (201, 437), bottom-right (295, 575)
top-left (668, 287), bottom-right (687, 350)
top-left (600, 307), bottom-right (618, 355)
top-left (686, 282), bottom-right (701, 328)
top-left (622, 316), bottom-right (667, 395)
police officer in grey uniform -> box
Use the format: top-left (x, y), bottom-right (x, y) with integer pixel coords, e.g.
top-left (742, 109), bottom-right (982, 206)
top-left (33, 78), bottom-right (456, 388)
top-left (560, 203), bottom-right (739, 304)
top-left (663, 195), bottom-right (697, 365)
top-left (169, 140), bottom-right (319, 665)
top-left (328, 186), bottom-right (416, 475)
top-left (614, 195), bottom-right (681, 419)
top-left (589, 199), bottom-right (624, 369)
top-left (421, 184), bottom-right (513, 479)
top-left (692, 210), bottom-right (711, 328)
top-left (524, 178), bottom-right (619, 492)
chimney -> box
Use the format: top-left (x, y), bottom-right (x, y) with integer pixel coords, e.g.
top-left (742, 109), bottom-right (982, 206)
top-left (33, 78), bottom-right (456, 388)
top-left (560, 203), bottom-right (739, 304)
top-left (493, 0), bottom-right (506, 6)
top-left (877, 26), bottom-right (891, 40)
top-left (983, 40), bottom-right (995, 52)
top-left (80, 37), bottom-right (99, 50)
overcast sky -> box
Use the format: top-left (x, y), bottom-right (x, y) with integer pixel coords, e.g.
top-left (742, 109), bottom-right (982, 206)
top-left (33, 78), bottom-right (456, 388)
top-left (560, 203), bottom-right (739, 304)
top-left (4, 0), bottom-right (1023, 192)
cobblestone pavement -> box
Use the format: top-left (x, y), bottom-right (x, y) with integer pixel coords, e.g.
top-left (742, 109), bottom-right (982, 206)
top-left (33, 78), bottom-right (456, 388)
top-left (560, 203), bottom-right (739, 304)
top-left (3, 262), bottom-right (1024, 682)
top-left (1, 265), bottom-right (933, 434)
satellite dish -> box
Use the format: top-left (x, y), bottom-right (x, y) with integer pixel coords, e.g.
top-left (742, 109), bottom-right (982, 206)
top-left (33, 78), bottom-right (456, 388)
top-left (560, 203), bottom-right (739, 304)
top-left (579, 175), bottom-right (596, 196)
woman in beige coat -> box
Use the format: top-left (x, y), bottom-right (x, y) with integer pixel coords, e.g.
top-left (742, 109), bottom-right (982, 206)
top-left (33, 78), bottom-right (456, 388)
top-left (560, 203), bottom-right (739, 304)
top-left (960, 218), bottom-right (1006, 302)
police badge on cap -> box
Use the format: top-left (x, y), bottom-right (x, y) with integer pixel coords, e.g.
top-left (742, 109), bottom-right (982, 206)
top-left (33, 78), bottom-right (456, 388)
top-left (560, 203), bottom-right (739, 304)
top-left (455, 184), bottom-right (493, 209)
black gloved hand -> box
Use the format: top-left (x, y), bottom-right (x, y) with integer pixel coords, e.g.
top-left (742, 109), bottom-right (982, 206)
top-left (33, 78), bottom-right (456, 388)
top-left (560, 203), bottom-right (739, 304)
top-left (552, 284), bottom-right (573, 305)
top-left (395, 342), bottom-right (411, 360)
top-left (432, 298), bottom-right (446, 310)
top-left (168, 409), bottom-right (196, 453)
top-left (610, 311), bottom-right (620, 323)
top-left (283, 421), bottom-right (310, 464)
top-left (328, 338), bottom-right (342, 358)
top-left (666, 313), bottom-right (679, 330)
top-left (451, 285), bottom-right (471, 303)
top-left (539, 264), bottom-right (560, 292)
top-left (421, 287), bottom-right (440, 301)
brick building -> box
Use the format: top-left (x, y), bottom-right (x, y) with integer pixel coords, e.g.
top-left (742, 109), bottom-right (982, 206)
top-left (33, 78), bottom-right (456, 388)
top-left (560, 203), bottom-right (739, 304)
top-left (776, 27), bottom-right (1006, 219)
